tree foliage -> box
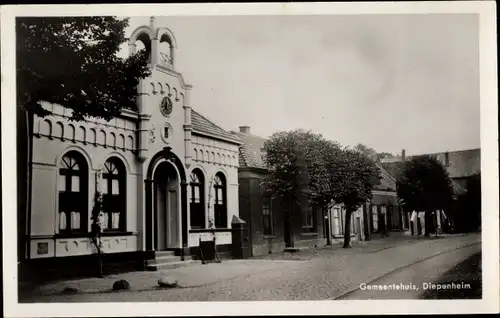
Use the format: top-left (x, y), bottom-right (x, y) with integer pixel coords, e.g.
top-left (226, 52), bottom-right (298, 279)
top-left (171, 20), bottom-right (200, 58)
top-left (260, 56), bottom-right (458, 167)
top-left (261, 131), bottom-right (381, 248)
top-left (396, 155), bottom-right (454, 213)
top-left (354, 143), bottom-right (395, 162)
top-left (335, 149), bottom-right (381, 211)
top-left (261, 129), bottom-right (343, 208)
top-left (16, 16), bottom-right (151, 121)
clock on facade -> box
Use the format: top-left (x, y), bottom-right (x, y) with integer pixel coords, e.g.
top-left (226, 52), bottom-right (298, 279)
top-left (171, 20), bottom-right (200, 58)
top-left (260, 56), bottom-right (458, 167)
top-left (160, 97), bottom-right (173, 117)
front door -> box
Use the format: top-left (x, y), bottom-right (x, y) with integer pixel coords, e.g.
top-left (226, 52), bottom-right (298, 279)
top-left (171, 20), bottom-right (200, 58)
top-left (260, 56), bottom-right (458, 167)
top-left (151, 161), bottom-right (180, 251)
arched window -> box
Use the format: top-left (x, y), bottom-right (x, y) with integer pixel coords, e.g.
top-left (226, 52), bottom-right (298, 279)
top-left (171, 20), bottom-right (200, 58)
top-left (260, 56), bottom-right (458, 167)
top-left (189, 169), bottom-right (205, 229)
top-left (58, 151), bottom-right (88, 233)
top-left (213, 172), bottom-right (227, 228)
top-left (102, 158), bottom-right (127, 231)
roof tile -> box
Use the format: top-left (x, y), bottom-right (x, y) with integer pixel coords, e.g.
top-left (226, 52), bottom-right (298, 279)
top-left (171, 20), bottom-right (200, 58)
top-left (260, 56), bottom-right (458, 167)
top-left (191, 110), bottom-right (241, 144)
top-left (231, 131), bottom-right (268, 169)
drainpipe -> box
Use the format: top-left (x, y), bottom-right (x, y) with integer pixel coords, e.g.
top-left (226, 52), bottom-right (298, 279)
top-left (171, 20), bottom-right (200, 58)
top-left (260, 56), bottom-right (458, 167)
top-left (26, 109), bottom-right (33, 261)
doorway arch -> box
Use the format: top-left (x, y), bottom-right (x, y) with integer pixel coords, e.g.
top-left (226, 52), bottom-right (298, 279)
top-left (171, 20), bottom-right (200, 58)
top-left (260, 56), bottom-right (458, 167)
top-left (145, 147), bottom-right (188, 256)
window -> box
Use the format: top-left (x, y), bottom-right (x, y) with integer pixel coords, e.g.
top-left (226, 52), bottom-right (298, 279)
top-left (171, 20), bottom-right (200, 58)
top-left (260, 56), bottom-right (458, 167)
top-left (213, 173), bottom-right (227, 228)
top-left (262, 196), bottom-right (273, 235)
top-left (403, 207), bottom-right (409, 229)
top-left (380, 205), bottom-right (387, 230)
top-left (58, 152), bottom-right (88, 233)
top-left (371, 205), bottom-right (379, 233)
top-left (190, 169), bottom-right (205, 228)
top-left (102, 158), bottom-right (126, 231)
top-left (302, 205), bottom-right (316, 233)
top-left (350, 208), bottom-right (359, 234)
top-left (332, 207), bottom-right (341, 236)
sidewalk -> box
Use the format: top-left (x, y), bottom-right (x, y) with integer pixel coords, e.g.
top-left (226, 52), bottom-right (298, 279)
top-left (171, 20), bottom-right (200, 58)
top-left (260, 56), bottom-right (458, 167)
top-left (19, 259), bottom-right (309, 301)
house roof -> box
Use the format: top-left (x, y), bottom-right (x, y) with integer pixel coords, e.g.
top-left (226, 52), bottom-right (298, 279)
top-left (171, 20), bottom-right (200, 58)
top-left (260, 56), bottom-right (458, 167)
top-left (381, 161), bottom-right (405, 180)
top-left (451, 179), bottom-right (467, 196)
top-left (431, 148), bottom-right (480, 179)
top-left (374, 164), bottom-right (397, 192)
top-left (382, 148), bottom-right (480, 180)
top-left (381, 155), bottom-right (471, 196)
top-left (231, 131), bottom-right (268, 169)
top-left (191, 110), bottom-right (241, 144)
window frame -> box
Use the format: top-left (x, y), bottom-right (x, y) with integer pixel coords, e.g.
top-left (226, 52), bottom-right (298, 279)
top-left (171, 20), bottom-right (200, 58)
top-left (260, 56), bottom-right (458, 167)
top-left (371, 205), bottom-right (379, 233)
top-left (262, 196), bottom-right (273, 236)
top-left (302, 205), bottom-right (317, 233)
top-left (101, 158), bottom-right (127, 232)
top-left (213, 173), bottom-right (227, 229)
top-left (189, 169), bottom-right (205, 229)
top-left (58, 152), bottom-right (89, 234)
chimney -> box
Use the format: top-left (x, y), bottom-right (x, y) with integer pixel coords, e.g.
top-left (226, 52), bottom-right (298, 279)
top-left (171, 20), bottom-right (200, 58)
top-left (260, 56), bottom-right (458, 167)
top-left (401, 149), bottom-right (406, 161)
top-left (239, 126), bottom-right (250, 134)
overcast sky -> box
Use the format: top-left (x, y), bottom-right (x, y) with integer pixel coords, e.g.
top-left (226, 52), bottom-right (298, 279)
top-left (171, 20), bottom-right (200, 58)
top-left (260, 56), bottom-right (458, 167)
top-left (118, 14), bottom-right (479, 156)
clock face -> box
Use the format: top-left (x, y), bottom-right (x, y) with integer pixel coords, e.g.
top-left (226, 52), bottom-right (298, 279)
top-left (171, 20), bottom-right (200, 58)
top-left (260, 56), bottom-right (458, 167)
top-left (160, 97), bottom-right (173, 117)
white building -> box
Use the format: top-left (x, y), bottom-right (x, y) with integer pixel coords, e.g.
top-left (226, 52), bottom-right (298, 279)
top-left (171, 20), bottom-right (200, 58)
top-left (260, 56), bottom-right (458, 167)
top-left (24, 19), bottom-right (241, 272)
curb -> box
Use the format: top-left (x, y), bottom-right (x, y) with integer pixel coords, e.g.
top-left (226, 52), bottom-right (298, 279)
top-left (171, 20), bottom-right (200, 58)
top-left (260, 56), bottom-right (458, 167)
top-left (333, 242), bottom-right (481, 300)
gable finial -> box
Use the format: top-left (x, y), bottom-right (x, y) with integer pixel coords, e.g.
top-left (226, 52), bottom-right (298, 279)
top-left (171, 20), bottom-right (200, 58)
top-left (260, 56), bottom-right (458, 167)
top-left (149, 16), bottom-right (156, 29)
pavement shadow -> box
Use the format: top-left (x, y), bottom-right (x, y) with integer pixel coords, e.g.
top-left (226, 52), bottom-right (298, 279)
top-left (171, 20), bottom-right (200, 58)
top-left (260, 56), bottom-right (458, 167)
top-left (420, 252), bottom-right (482, 299)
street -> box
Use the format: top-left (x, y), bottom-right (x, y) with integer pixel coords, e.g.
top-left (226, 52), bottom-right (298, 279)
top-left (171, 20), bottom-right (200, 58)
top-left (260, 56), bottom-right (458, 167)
top-left (20, 234), bottom-right (481, 302)
top-left (337, 244), bottom-right (481, 299)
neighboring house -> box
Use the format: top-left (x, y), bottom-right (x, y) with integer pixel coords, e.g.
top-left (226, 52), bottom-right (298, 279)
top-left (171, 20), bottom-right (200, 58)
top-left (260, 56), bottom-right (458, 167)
top-left (233, 127), bottom-right (327, 257)
top-left (233, 127), bottom-right (404, 255)
top-left (18, 19), bottom-right (242, 280)
top-left (381, 148), bottom-right (481, 234)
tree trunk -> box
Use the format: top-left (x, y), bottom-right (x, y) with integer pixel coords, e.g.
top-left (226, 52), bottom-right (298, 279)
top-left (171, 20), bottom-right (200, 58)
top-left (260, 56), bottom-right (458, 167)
top-left (97, 250), bottom-right (103, 278)
top-left (424, 210), bottom-right (431, 237)
top-left (343, 209), bottom-right (352, 248)
top-left (434, 211), bottom-right (438, 238)
top-left (288, 200), bottom-right (294, 248)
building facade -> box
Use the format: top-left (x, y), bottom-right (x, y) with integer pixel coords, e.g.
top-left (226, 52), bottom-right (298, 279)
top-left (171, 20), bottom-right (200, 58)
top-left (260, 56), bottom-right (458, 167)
top-left (233, 126), bottom-right (406, 255)
top-left (233, 127), bottom-right (327, 257)
top-left (20, 20), bottom-right (242, 277)
top-left (328, 164), bottom-right (406, 243)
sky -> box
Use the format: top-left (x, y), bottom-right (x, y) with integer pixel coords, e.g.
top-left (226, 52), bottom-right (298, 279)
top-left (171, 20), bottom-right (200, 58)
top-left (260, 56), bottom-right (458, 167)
top-left (118, 14), bottom-right (480, 156)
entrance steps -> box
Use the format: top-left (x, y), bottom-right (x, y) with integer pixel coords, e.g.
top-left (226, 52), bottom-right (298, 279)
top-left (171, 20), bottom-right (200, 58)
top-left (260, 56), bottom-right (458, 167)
top-left (145, 250), bottom-right (198, 271)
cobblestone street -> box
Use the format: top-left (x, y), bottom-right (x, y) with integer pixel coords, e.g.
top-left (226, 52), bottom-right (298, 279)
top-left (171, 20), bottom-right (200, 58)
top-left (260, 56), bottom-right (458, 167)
top-left (20, 233), bottom-right (480, 302)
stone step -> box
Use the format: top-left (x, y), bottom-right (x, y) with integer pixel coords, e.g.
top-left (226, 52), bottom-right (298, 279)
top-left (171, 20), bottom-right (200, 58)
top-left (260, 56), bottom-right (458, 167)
top-left (284, 247), bottom-right (309, 253)
top-left (147, 255), bottom-right (193, 266)
top-left (154, 250), bottom-right (176, 257)
top-left (145, 260), bottom-right (199, 271)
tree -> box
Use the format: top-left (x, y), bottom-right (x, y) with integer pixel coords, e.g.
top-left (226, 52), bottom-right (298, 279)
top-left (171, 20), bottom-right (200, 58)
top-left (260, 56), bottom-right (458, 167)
top-left (354, 143), bottom-right (395, 162)
top-left (261, 130), bottom-right (343, 247)
top-left (17, 16), bottom-right (151, 120)
top-left (396, 155), bottom-right (454, 236)
top-left (16, 17), bottom-right (150, 269)
top-left (334, 149), bottom-right (381, 248)
top-left (90, 189), bottom-right (105, 278)
top-left (353, 143), bottom-right (379, 161)
top-left (377, 152), bottom-right (395, 161)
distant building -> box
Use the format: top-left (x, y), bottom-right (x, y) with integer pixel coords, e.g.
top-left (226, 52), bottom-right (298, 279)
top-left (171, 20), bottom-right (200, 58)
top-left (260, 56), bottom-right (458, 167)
top-left (233, 126), bottom-right (328, 256)
top-left (233, 127), bottom-right (405, 256)
top-left (381, 148), bottom-right (481, 234)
